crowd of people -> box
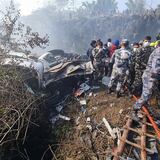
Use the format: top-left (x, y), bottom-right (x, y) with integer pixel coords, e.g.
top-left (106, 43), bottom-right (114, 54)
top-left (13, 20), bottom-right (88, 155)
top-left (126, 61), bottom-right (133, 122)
top-left (86, 33), bottom-right (160, 115)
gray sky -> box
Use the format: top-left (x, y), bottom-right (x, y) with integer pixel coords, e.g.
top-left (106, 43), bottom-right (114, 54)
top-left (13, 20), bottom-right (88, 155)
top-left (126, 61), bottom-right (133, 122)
top-left (13, 0), bottom-right (160, 15)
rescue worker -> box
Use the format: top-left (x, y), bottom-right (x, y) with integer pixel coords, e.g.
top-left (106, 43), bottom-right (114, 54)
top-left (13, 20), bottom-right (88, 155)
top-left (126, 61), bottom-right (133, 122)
top-left (103, 43), bottom-right (110, 76)
top-left (87, 40), bottom-right (96, 64)
top-left (131, 36), bottom-right (154, 96)
top-left (92, 40), bottom-right (106, 80)
top-left (156, 33), bottom-right (160, 41)
top-left (130, 43), bottom-right (142, 96)
top-left (109, 39), bottom-right (120, 57)
top-left (150, 33), bottom-right (160, 48)
top-left (126, 43), bottom-right (140, 93)
top-left (107, 39), bottom-right (132, 98)
top-left (133, 42), bottom-right (160, 111)
top-left (139, 40), bottom-right (143, 48)
top-left (107, 39), bottom-right (120, 77)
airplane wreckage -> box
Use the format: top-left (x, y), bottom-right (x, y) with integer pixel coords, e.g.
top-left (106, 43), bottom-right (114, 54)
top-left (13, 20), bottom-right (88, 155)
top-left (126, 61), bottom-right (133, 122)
top-left (1, 49), bottom-right (94, 93)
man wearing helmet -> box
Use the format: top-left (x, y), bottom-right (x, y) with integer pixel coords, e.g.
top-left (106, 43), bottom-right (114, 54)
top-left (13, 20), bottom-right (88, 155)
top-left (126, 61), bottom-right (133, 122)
top-left (107, 39), bottom-right (132, 98)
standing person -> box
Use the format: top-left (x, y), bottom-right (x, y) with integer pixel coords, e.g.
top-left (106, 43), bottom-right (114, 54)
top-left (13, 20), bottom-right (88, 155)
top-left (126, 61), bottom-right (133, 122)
top-left (107, 38), bottom-right (112, 48)
top-left (133, 44), bottom-right (160, 112)
top-left (126, 43), bottom-right (140, 89)
top-left (156, 33), bottom-right (160, 41)
top-left (109, 39), bottom-right (120, 57)
top-left (86, 40), bottom-right (96, 64)
top-left (130, 42), bottom-right (141, 95)
top-left (92, 40), bottom-right (106, 80)
top-left (150, 33), bottom-right (160, 48)
top-left (131, 36), bottom-right (154, 96)
top-left (107, 39), bottom-right (132, 98)
top-left (139, 40), bottom-right (143, 48)
top-left (107, 39), bottom-right (120, 77)
top-left (103, 43), bottom-right (110, 76)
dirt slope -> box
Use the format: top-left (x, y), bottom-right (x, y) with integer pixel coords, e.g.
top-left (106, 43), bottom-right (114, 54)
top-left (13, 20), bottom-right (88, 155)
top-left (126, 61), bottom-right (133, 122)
top-left (53, 87), bottom-right (135, 160)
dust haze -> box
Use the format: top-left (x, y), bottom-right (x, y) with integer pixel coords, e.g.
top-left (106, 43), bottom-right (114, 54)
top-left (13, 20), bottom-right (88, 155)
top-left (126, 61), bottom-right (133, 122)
top-left (1, 0), bottom-right (160, 54)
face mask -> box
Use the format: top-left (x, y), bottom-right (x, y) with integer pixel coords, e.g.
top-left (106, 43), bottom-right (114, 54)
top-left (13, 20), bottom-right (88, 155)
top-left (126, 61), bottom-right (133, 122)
top-left (143, 42), bottom-right (150, 47)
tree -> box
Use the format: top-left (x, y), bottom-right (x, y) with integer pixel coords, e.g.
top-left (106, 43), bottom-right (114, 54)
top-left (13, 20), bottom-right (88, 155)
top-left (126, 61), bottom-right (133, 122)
top-left (81, 0), bottom-right (117, 16)
top-left (0, 1), bottom-right (49, 158)
top-left (96, 0), bottom-right (118, 15)
top-left (55, 0), bottom-right (69, 10)
top-left (0, 0), bottom-right (49, 55)
top-left (155, 4), bottom-right (160, 15)
top-left (81, 1), bottom-right (96, 15)
top-left (125, 0), bottom-right (146, 14)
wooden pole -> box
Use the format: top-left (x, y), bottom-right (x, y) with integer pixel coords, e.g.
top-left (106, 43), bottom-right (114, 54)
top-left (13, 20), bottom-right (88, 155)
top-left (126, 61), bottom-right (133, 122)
top-left (124, 126), bottom-right (157, 139)
top-left (119, 138), bottom-right (153, 153)
top-left (141, 116), bottom-right (147, 160)
top-left (113, 118), bottom-right (132, 160)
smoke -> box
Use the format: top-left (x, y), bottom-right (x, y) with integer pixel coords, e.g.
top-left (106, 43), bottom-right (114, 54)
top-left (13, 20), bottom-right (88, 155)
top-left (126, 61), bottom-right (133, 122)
top-left (1, 0), bottom-right (159, 55)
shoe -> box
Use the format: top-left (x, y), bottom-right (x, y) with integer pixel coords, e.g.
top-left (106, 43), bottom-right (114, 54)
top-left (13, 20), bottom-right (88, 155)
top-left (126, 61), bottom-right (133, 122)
top-left (116, 91), bottom-right (121, 98)
top-left (133, 103), bottom-right (142, 111)
top-left (107, 87), bottom-right (112, 94)
top-left (128, 92), bottom-right (133, 99)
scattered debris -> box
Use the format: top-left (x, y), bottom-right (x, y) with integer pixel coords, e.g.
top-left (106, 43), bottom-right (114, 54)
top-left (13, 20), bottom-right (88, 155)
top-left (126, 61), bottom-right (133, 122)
top-left (59, 114), bottom-right (71, 121)
top-left (149, 139), bottom-right (158, 154)
top-left (113, 118), bottom-right (133, 160)
top-left (86, 124), bottom-right (92, 131)
top-left (80, 99), bottom-right (87, 106)
top-left (103, 117), bottom-right (117, 139)
top-left (80, 83), bottom-right (90, 91)
top-left (75, 83), bottom-right (90, 97)
top-left (76, 117), bottom-right (81, 125)
top-left (93, 107), bottom-right (98, 110)
top-left (91, 86), bottom-right (100, 90)
top-left (51, 87), bottom-right (160, 159)
top-left (119, 109), bottom-right (124, 114)
top-left (80, 106), bottom-right (87, 113)
top-left (102, 76), bottom-right (111, 86)
top-left (86, 117), bottom-right (91, 123)
top-left (132, 149), bottom-right (140, 160)
top-left (89, 92), bottom-right (93, 97)
top-left (56, 105), bottom-right (63, 112)
top-left (50, 114), bottom-right (71, 124)
top-left (113, 128), bottom-right (121, 145)
top-left (110, 103), bottom-right (114, 107)
top-left (50, 115), bottom-right (60, 125)
top-left (94, 93), bottom-right (97, 97)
